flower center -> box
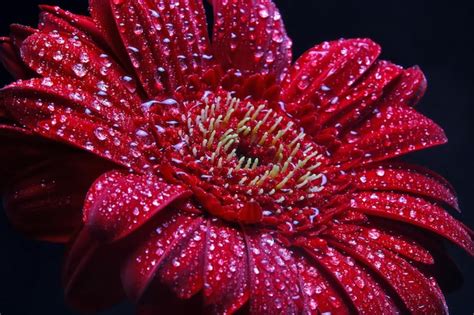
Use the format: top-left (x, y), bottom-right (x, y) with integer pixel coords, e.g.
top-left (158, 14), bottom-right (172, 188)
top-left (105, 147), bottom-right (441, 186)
top-left (161, 93), bottom-right (327, 231)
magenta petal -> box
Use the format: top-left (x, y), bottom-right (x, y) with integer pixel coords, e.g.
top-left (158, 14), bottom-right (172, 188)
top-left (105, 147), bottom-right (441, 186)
top-left (0, 77), bottom-right (155, 171)
top-left (381, 66), bottom-right (427, 108)
top-left (2, 77), bottom-right (137, 126)
top-left (157, 220), bottom-right (208, 299)
top-left (83, 170), bottom-right (192, 243)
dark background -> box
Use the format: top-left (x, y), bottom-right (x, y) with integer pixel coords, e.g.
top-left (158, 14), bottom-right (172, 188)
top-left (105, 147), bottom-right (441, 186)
top-left (1, 0), bottom-right (473, 314)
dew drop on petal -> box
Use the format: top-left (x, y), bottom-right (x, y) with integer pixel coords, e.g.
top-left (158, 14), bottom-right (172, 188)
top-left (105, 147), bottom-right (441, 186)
top-left (72, 63), bottom-right (88, 78)
top-left (94, 127), bottom-right (107, 141)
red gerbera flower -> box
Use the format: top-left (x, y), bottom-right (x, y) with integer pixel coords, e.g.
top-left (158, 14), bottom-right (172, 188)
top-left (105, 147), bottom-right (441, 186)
top-left (1, 0), bottom-right (472, 314)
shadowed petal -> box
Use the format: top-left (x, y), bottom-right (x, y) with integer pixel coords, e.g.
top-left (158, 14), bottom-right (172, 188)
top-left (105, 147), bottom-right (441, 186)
top-left (0, 125), bottom-right (58, 181)
top-left (0, 37), bottom-right (30, 79)
top-left (63, 228), bottom-right (127, 312)
top-left (4, 151), bottom-right (111, 243)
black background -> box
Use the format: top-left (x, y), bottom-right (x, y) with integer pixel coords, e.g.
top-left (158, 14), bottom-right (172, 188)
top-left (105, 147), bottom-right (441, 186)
top-left (1, 0), bottom-right (473, 314)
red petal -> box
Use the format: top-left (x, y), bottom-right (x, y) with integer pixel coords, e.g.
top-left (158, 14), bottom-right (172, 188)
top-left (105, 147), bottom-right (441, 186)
top-left (121, 211), bottom-right (202, 301)
top-left (38, 5), bottom-right (107, 49)
top-left (63, 228), bottom-right (126, 312)
top-left (334, 105), bottom-right (447, 168)
top-left (295, 253), bottom-right (352, 314)
top-left (317, 60), bottom-right (402, 133)
top-left (350, 191), bottom-right (474, 255)
top-left (202, 221), bottom-right (249, 314)
top-left (1, 80), bottom-right (150, 171)
top-left (281, 39), bottom-right (380, 110)
top-left (212, 0), bottom-right (292, 79)
top-left (380, 66), bottom-right (427, 108)
top-left (83, 170), bottom-right (191, 242)
top-left (243, 229), bottom-right (302, 313)
top-left (20, 30), bottom-right (141, 113)
top-left (155, 220), bottom-right (209, 299)
top-left (3, 77), bottom-right (137, 126)
top-left (352, 162), bottom-right (459, 210)
top-left (109, 0), bottom-right (212, 98)
top-left (329, 224), bottom-right (434, 265)
top-left (4, 151), bottom-right (110, 243)
top-left (328, 237), bottom-right (448, 314)
top-left (305, 245), bottom-right (399, 314)
top-left (89, 0), bottom-right (134, 72)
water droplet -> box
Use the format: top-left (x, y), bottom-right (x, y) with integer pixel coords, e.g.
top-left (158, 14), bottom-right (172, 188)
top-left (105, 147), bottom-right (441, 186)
top-left (159, 98), bottom-right (179, 106)
top-left (368, 229), bottom-right (380, 240)
top-left (72, 63), bottom-right (88, 78)
top-left (53, 51), bottom-right (63, 61)
top-left (127, 46), bottom-right (141, 68)
top-left (80, 52), bottom-right (90, 63)
top-left (134, 23), bottom-right (144, 35)
top-left (41, 78), bottom-right (54, 87)
top-left (297, 75), bottom-right (310, 90)
top-left (136, 129), bottom-right (149, 137)
top-left (354, 276), bottom-right (365, 289)
top-left (94, 127), bottom-right (107, 141)
top-left (258, 8), bottom-right (270, 18)
top-left (376, 169), bottom-right (385, 177)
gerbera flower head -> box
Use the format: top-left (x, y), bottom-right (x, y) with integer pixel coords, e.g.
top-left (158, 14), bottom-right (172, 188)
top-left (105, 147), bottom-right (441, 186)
top-left (1, 0), bottom-right (472, 314)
